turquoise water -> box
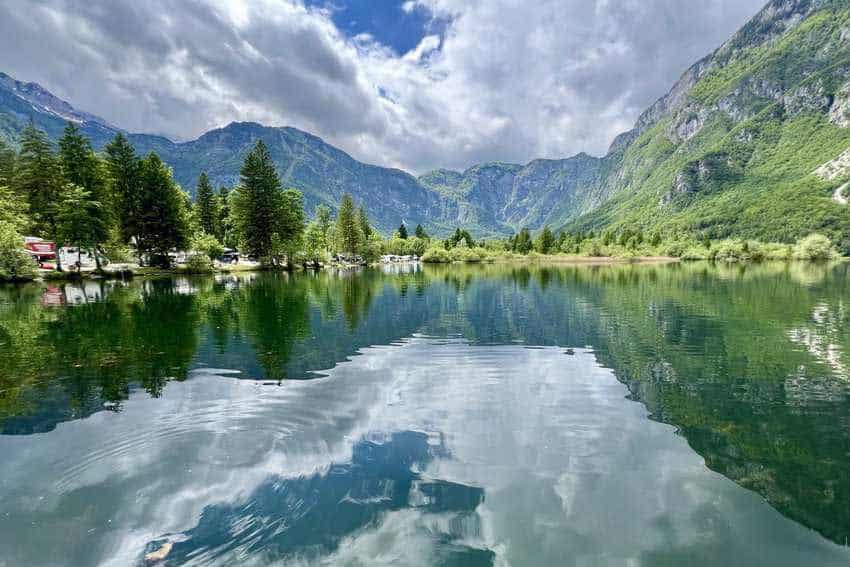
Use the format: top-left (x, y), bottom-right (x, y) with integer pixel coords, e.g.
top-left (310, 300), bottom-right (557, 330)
top-left (0, 263), bottom-right (848, 566)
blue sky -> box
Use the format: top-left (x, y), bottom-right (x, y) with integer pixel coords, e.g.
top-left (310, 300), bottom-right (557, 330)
top-left (0, 0), bottom-right (766, 173)
top-left (305, 0), bottom-right (450, 55)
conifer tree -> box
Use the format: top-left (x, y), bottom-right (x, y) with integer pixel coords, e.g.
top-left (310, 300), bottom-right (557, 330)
top-left (195, 172), bottom-right (217, 236)
top-left (335, 193), bottom-right (362, 255)
top-left (231, 141), bottom-right (283, 261)
top-left (414, 224), bottom-right (428, 239)
top-left (57, 186), bottom-right (111, 270)
top-left (217, 186), bottom-right (231, 245)
top-left (137, 153), bottom-right (189, 267)
top-left (104, 133), bottom-right (141, 244)
top-left (16, 122), bottom-right (65, 269)
top-left (357, 206), bottom-right (372, 240)
top-left (534, 225), bottom-right (555, 254)
top-left (397, 222), bottom-right (408, 240)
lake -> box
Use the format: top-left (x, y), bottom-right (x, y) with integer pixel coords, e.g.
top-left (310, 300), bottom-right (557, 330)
top-left (0, 262), bottom-right (849, 566)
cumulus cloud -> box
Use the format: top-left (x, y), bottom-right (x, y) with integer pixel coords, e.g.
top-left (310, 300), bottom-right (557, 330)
top-left (0, 0), bottom-right (765, 172)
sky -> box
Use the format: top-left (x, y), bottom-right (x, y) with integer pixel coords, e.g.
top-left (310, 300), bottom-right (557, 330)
top-left (0, 0), bottom-right (766, 173)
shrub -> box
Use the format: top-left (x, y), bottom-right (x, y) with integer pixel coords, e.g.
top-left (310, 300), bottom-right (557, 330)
top-left (793, 233), bottom-right (837, 260)
top-left (181, 253), bottom-right (214, 274)
top-left (192, 232), bottom-right (225, 261)
top-left (0, 222), bottom-right (37, 281)
top-left (680, 247), bottom-right (708, 261)
top-left (422, 246), bottom-right (452, 263)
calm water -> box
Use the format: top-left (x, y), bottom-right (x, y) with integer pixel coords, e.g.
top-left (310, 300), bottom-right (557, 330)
top-left (1, 262), bottom-right (849, 566)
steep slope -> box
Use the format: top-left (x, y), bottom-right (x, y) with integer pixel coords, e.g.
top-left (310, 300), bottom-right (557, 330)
top-left (565, 0), bottom-right (850, 251)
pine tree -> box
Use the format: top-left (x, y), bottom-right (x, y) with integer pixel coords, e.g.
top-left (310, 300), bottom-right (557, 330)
top-left (195, 172), bottom-right (217, 236)
top-left (357, 206), bottom-right (372, 240)
top-left (104, 133), bottom-right (141, 245)
top-left (534, 225), bottom-right (556, 254)
top-left (276, 188), bottom-right (305, 268)
top-left (315, 204), bottom-right (332, 247)
top-left (137, 153), bottom-right (190, 267)
top-left (414, 224), bottom-right (428, 239)
top-left (217, 186), bottom-right (231, 245)
top-left (397, 222), bottom-right (408, 239)
top-left (335, 193), bottom-right (362, 255)
top-left (16, 122), bottom-right (65, 269)
top-left (57, 186), bottom-right (111, 270)
top-left (58, 123), bottom-right (111, 266)
top-left (231, 141), bottom-right (283, 261)
top-left (514, 228), bottom-right (533, 254)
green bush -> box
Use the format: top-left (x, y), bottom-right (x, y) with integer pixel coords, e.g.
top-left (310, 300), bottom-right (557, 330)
top-left (422, 246), bottom-right (452, 263)
top-left (192, 232), bottom-right (225, 261)
top-left (181, 253), bottom-right (214, 274)
top-left (793, 233), bottom-right (838, 260)
top-left (0, 222), bottom-right (37, 281)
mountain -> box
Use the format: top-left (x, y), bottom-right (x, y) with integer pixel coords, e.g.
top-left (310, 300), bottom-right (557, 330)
top-left (561, 0), bottom-right (850, 250)
top-left (2, 0), bottom-right (849, 244)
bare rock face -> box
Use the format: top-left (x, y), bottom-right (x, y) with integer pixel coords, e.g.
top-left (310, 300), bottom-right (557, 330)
top-left (829, 82), bottom-right (850, 127)
top-left (783, 80), bottom-right (833, 116)
top-left (662, 153), bottom-right (739, 207)
top-left (814, 147), bottom-right (850, 180)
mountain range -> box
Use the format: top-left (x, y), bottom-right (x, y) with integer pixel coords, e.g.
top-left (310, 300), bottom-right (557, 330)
top-left (1, 0), bottom-right (849, 245)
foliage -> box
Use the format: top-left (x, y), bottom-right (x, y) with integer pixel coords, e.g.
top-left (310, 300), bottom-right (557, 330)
top-left (534, 226), bottom-right (556, 254)
top-left (57, 185), bottom-right (111, 268)
top-left (191, 232), bottom-right (225, 261)
top-left (230, 140), bottom-right (284, 261)
top-left (195, 172), bottom-right (218, 236)
top-left (0, 221), bottom-right (36, 281)
top-left (793, 233), bottom-right (838, 260)
top-left (182, 253), bottom-right (214, 274)
top-left (137, 153), bottom-right (190, 267)
top-left (397, 222), bottom-right (408, 239)
top-left (415, 224), bottom-right (428, 239)
top-left (335, 193), bottom-right (362, 255)
top-left (104, 133), bottom-right (141, 245)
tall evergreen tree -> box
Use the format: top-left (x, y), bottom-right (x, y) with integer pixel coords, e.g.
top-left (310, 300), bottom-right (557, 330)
top-left (276, 188), bottom-right (306, 268)
top-left (104, 133), bottom-right (141, 244)
top-left (137, 153), bottom-right (190, 267)
top-left (16, 122), bottom-right (65, 269)
top-left (397, 222), bottom-right (408, 239)
top-left (0, 137), bottom-right (16, 187)
top-left (315, 204), bottom-right (332, 247)
top-left (414, 224), bottom-right (428, 239)
top-left (195, 172), bottom-right (217, 236)
top-left (231, 140), bottom-right (283, 261)
top-left (534, 225), bottom-right (556, 254)
top-left (513, 228), bottom-right (533, 254)
top-left (58, 122), bottom-right (111, 264)
top-left (57, 186), bottom-right (111, 269)
top-left (217, 186), bottom-right (232, 245)
top-left (357, 206), bottom-right (372, 240)
top-left (335, 193), bottom-right (362, 255)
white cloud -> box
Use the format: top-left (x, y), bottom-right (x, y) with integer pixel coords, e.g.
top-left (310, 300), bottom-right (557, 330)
top-left (0, 0), bottom-right (765, 173)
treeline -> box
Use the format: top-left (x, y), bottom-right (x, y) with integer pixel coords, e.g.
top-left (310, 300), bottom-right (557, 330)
top-left (422, 224), bottom-right (841, 263)
top-left (0, 121), bottom-right (414, 280)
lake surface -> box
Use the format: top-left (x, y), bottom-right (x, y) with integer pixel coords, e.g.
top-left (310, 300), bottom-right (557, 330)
top-left (1, 262), bottom-right (849, 566)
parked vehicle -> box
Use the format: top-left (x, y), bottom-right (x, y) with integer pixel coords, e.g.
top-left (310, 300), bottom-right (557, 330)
top-left (24, 237), bottom-right (56, 268)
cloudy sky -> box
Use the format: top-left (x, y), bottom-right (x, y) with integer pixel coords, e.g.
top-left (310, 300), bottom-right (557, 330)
top-left (0, 0), bottom-right (765, 173)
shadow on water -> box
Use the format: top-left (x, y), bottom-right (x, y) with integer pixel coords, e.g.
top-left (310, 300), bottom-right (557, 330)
top-left (1, 261), bottom-right (849, 547)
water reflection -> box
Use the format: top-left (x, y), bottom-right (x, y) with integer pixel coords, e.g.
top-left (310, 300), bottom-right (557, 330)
top-left (0, 262), bottom-right (849, 565)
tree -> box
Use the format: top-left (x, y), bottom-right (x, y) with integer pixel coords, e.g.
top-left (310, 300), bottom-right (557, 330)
top-left (534, 225), bottom-right (556, 254)
top-left (276, 188), bottom-right (306, 268)
top-left (335, 193), bottom-right (362, 255)
top-left (0, 185), bottom-right (29, 232)
top-left (104, 133), bottom-right (141, 245)
top-left (513, 228), bottom-right (533, 254)
top-left (0, 221), bottom-right (36, 281)
top-left (217, 186), bottom-right (233, 245)
top-left (191, 232), bottom-right (224, 261)
top-left (315, 204), bottom-right (332, 245)
top-left (137, 153), bottom-right (190, 267)
top-left (16, 122), bottom-right (65, 269)
top-left (414, 224), bottom-right (428, 239)
top-left (304, 220), bottom-right (326, 267)
top-left (397, 222), bottom-right (408, 239)
top-left (57, 185), bottom-right (111, 270)
top-left (58, 123), bottom-right (112, 267)
top-left (195, 173), bottom-right (218, 236)
top-left (357, 206), bottom-right (372, 240)
top-left (231, 140), bottom-right (283, 261)
top-left (0, 137), bottom-right (16, 187)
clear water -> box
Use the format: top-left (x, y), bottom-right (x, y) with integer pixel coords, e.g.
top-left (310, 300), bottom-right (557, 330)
top-left (0, 262), bottom-right (848, 566)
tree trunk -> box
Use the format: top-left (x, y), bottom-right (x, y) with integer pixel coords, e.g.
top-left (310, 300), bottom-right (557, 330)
top-left (94, 248), bottom-right (102, 271)
top-left (53, 224), bottom-right (63, 272)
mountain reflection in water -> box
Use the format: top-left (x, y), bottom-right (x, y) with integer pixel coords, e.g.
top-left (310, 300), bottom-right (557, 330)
top-left (0, 262), bottom-right (848, 566)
